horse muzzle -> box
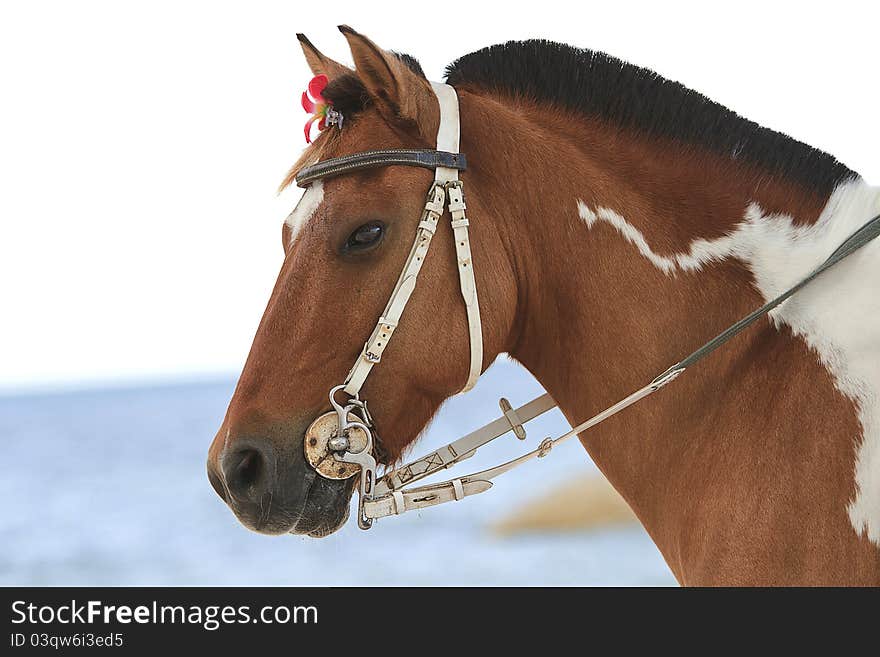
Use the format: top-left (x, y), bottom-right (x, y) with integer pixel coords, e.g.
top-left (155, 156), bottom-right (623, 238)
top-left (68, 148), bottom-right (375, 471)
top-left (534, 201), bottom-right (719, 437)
top-left (208, 413), bottom-right (360, 537)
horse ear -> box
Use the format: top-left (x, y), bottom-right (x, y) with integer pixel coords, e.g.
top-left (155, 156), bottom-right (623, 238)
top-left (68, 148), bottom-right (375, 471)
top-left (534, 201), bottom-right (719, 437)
top-left (338, 25), bottom-right (438, 140)
top-left (296, 33), bottom-right (349, 79)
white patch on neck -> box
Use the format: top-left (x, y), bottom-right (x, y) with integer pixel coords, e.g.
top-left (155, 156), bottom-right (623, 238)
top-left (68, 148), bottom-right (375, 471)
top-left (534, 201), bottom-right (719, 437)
top-left (284, 181), bottom-right (323, 246)
top-left (578, 179), bottom-right (880, 545)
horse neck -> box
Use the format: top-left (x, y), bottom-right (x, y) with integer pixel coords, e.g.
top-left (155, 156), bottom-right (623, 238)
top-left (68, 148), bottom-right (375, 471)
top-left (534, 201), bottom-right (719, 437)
top-left (461, 89), bottom-right (879, 583)
top-left (463, 91), bottom-right (827, 394)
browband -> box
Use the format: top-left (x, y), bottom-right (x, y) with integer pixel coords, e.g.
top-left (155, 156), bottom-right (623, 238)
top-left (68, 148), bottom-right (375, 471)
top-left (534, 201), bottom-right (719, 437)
top-left (295, 149), bottom-right (467, 187)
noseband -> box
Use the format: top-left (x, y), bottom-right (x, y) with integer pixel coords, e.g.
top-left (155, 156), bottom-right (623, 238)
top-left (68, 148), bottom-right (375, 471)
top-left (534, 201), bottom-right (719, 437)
top-left (295, 81), bottom-right (880, 531)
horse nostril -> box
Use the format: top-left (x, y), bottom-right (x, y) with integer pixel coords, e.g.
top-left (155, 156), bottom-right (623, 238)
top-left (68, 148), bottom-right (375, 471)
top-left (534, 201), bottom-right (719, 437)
top-left (223, 446), bottom-right (271, 501)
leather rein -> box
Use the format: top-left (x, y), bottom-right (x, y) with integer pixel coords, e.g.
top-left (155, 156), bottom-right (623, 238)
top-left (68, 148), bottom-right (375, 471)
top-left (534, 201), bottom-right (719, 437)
top-left (295, 81), bottom-right (880, 531)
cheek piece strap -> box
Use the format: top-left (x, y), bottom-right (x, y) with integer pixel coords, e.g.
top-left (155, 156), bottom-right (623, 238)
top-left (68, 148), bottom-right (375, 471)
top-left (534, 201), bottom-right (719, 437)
top-left (338, 82), bottom-right (483, 398)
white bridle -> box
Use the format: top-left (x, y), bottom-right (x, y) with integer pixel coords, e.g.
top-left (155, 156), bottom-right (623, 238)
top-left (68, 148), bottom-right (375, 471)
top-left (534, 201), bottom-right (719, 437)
top-left (342, 82), bottom-right (482, 399)
top-left (296, 81), bottom-right (880, 530)
top-left (301, 82), bottom-right (485, 528)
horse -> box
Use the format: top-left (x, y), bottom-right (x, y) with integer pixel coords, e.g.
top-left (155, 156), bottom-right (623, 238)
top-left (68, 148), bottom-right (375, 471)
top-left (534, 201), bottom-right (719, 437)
top-left (207, 26), bottom-right (880, 585)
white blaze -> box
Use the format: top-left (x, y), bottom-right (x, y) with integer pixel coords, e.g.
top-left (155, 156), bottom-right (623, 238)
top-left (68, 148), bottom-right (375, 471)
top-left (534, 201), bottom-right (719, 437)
top-left (284, 181), bottom-right (324, 247)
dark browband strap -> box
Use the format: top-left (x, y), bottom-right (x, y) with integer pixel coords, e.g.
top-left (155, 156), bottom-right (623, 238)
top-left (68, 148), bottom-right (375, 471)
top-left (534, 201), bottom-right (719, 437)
top-left (295, 149), bottom-right (467, 187)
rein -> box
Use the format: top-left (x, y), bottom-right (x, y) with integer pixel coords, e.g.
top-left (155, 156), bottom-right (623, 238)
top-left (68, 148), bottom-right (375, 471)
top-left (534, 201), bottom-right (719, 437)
top-left (295, 81), bottom-right (880, 530)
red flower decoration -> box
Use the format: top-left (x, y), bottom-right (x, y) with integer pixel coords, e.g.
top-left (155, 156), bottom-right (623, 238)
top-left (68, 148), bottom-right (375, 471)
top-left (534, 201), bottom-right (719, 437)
top-left (302, 74), bottom-right (330, 143)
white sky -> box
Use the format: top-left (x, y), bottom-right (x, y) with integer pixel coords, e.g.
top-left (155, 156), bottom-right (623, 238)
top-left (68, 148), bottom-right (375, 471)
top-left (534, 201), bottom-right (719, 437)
top-left (1, 1), bottom-right (877, 392)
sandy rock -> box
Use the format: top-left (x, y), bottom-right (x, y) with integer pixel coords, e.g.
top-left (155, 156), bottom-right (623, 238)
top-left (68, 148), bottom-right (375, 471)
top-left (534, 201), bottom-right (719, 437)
top-left (491, 475), bottom-right (637, 536)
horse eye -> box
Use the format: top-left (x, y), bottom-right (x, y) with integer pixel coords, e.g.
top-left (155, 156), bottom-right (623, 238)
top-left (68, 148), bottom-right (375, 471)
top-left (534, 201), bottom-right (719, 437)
top-left (344, 222), bottom-right (384, 252)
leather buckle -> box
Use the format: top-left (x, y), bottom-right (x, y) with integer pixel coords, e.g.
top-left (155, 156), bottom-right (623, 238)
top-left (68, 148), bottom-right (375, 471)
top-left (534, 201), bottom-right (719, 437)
top-left (499, 397), bottom-right (527, 440)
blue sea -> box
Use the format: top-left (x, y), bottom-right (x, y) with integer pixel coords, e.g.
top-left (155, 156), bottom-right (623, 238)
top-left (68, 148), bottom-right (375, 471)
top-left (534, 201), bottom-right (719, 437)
top-left (0, 360), bottom-right (675, 586)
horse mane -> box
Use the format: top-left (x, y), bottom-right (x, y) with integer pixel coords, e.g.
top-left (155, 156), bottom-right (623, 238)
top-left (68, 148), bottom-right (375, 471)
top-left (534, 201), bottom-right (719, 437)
top-left (444, 39), bottom-right (858, 196)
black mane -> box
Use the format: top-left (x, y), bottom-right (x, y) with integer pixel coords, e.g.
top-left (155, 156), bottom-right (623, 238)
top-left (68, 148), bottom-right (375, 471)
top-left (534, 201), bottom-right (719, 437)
top-left (444, 40), bottom-right (857, 196)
